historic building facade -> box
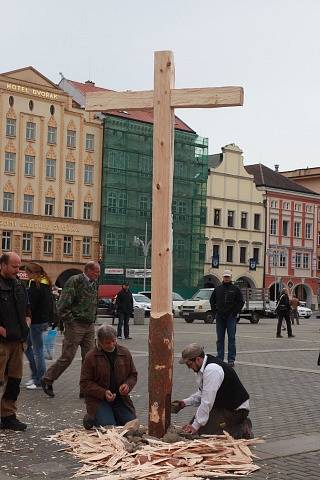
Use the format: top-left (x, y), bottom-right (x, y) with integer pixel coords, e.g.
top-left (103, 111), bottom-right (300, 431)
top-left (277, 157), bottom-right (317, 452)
top-left (246, 164), bottom-right (320, 308)
top-left (0, 67), bottom-right (102, 284)
top-left (205, 144), bottom-right (265, 289)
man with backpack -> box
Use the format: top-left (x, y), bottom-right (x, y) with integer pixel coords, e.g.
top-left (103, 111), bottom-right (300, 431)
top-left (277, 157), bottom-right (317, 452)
top-left (41, 261), bottom-right (100, 398)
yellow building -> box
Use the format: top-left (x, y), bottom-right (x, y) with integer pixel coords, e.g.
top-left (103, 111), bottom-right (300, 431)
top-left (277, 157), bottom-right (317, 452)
top-left (0, 67), bottom-right (103, 285)
top-left (204, 144), bottom-right (265, 288)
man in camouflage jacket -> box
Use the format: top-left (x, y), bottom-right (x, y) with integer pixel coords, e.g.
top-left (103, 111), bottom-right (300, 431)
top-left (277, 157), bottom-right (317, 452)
top-left (41, 261), bottom-right (100, 398)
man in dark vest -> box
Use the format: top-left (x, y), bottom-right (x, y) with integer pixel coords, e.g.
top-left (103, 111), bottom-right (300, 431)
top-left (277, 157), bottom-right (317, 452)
top-left (173, 343), bottom-right (253, 438)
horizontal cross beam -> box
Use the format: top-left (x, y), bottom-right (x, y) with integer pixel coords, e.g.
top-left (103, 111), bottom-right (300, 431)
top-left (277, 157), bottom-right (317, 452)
top-left (86, 86), bottom-right (244, 111)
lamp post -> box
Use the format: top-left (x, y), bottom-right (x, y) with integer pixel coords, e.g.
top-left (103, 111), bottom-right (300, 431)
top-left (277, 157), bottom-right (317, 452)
top-left (133, 221), bottom-right (152, 291)
top-left (267, 247), bottom-right (286, 301)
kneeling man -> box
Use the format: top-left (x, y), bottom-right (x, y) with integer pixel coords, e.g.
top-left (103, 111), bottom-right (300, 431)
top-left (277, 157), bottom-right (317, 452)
top-left (80, 325), bottom-right (137, 429)
top-left (175, 343), bottom-right (253, 438)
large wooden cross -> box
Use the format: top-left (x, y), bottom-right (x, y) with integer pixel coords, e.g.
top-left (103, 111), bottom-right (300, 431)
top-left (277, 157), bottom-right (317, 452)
top-left (86, 51), bottom-right (243, 438)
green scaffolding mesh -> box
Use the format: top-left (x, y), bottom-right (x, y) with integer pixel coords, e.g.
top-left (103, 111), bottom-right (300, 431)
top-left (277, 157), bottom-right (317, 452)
top-left (100, 115), bottom-right (208, 299)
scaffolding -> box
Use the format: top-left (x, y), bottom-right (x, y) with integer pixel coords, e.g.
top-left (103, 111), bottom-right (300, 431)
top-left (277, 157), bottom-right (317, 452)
top-left (100, 115), bottom-right (208, 298)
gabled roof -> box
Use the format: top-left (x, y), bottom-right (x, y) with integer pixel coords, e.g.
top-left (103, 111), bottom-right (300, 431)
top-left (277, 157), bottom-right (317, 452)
top-left (245, 163), bottom-right (319, 195)
top-left (67, 79), bottom-right (195, 133)
top-left (2, 66), bottom-right (58, 89)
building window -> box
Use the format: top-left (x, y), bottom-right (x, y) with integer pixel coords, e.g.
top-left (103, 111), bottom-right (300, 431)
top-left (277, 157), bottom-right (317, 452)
top-left (283, 201), bottom-right (290, 210)
top-left (65, 161), bottom-right (75, 182)
top-left (175, 239), bottom-right (185, 258)
top-left (47, 126), bottom-right (57, 144)
top-left (318, 232), bottom-right (320, 245)
top-left (3, 192), bottom-right (14, 212)
top-left (139, 195), bottom-right (149, 217)
top-left (294, 203), bottom-right (302, 212)
top-left (212, 244), bottom-right (220, 257)
top-left (6, 118), bottom-right (16, 137)
top-left (279, 252), bottom-right (286, 267)
top-left (214, 209), bottom-right (221, 226)
top-left (318, 257), bottom-right (320, 270)
top-left (84, 164), bottom-right (93, 185)
top-left (83, 201), bottom-right (92, 220)
top-left (270, 218), bottom-right (277, 235)
top-left (26, 122), bottom-right (36, 141)
top-left (294, 221), bottom-right (301, 237)
top-left (107, 192), bottom-right (117, 214)
top-left (44, 197), bottom-right (55, 216)
top-left (4, 152), bottom-right (16, 173)
top-left (306, 204), bottom-right (313, 213)
top-left (106, 232), bottom-right (116, 254)
top-left (82, 236), bottom-right (91, 256)
top-left (270, 200), bottom-right (278, 208)
top-left (2, 231), bottom-right (11, 251)
top-left (43, 234), bottom-right (53, 254)
top-left (22, 233), bottom-right (32, 252)
top-left (109, 150), bottom-right (127, 172)
top-left (253, 247), bottom-right (260, 264)
top-left (63, 236), bottom-right (73, 255)
top-left (64, 199), bottom-right (74, 218)
top-left (46, 158), bottom-right (56, 179)
top-left (85, 133), bottom-right (94, 151)
top-left (305, 223), bottom-right (312, 239)
top-left (173, 200), bottom-right (187, 222)
top-left (24, 155), bottom-right (35, 176)
top-left (118, 192), bottom-right (127, 215)
top-left (226, 245), bottom-right (233, 262)
top-left (67, 130), bottom-right (76, 148)
top-left (227, 210), bottom-right (235, 228)
top-left (240, 246), bottom-right (246, 264)
top-left (241, 212), bottom-right (248, 229)
top-left (295, 252), bottom-right (301, 268)
top-left (282, 220), bottom-right (289, 237)
top-left (303, 253), bottom-right (309, 269)
top-left (254, 213), bottom-right (261, 230)
top-left (117, 233), bottom-right (126, 255)
top-left (23, 194), bottom-right (34, 214)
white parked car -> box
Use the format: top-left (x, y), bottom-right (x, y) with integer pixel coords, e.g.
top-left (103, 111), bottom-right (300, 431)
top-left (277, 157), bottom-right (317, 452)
top-left (138, 291), bottom-right (185, 316)
top-left (297, 302), bottom-right (312, 318)
top-left (132, 293), bottom-right (151, 317)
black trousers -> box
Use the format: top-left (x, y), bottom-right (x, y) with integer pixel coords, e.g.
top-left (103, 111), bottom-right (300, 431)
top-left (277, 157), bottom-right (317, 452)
top-left (117, 312), bottom-right (130, 338)
top-left (277, 312), bottom-right (292, 337)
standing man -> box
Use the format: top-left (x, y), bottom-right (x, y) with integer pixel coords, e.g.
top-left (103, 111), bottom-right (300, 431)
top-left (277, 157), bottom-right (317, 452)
top-left (173, 343), bottom-right (253, 438)
top-left (0, 252), bottom-right (30, 431)
top-left (41, 261), bottom-right (100, 397)
top-left (210, 270), bottom-right (244, 367)
top-left (115, 283), bottom-right (133, 340)
top-left (290, 294), bottom-right (300, 325)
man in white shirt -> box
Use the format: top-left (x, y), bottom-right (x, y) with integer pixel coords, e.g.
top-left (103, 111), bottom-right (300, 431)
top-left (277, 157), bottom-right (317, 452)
top-left (173, 343), bottom-right (253, 438)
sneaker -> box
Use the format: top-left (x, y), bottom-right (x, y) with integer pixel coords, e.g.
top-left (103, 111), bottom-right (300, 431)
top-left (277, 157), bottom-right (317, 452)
top-left (0, 415), bottom-right (27, 431)
top-left (41, 379), bottom-right (55, 397)
top-left (276, 335), bottom-right (283, 338)
top-left (83, 414), bottom-right (95, 430)
top-left (288, 335), bottom-right (295, 338)
top-left (24, 379), bottom-right (34, 387)
top-left (117, 336), bottom-right (123, 339)
top-left (125, 336), bottom-right (132, 340)
top-left (26, 382), bottom-right (40, 390)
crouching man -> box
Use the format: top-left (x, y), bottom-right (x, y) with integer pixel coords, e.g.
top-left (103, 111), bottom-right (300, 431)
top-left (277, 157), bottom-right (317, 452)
top-left (174, 343), bottom-right (253, 439)
top-left (80, 325), bottom-right (137, 429)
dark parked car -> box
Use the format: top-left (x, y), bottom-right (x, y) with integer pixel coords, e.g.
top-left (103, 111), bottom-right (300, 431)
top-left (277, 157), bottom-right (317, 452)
top-left (97, 297), bottom-right (116, 317)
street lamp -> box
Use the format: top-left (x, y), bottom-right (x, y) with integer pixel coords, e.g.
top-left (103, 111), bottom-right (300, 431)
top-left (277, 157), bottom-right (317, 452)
top-left (133, 221), bottom-right (152, 291)
top-left (267, 247), bottom-right (286, 301)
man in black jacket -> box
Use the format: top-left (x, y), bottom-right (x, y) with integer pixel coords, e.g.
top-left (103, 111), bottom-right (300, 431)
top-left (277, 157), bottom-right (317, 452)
top-left (210, 270), bottom-right (244, 367)
top-left (0, 252), bottom-right (30, 431)
top-left (173, 343), bottom-right (253, 438)
top-left (115, 283), bottom-right (133, 340)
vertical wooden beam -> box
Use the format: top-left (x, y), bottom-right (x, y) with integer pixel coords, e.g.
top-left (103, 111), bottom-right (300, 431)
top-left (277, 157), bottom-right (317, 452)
top-left (148, 51), bottom-right (175, 438)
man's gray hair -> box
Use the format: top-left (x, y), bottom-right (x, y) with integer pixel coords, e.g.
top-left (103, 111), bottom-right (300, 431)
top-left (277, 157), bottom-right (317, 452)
top-left (84, 261), bottom-right (100, 273)
top-left (97, 324), bottom-right (117, 342)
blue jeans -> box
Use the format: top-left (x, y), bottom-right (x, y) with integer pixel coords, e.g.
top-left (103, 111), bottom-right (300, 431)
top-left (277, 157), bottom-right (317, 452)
top-left (94, 397), bottom-right (135, 426)
top-left (25, 323), bottom-right (48, 385)
top-left (117, 312), bottom-right (130, 338)
top-left (216, 314), bottom-right (237, 363)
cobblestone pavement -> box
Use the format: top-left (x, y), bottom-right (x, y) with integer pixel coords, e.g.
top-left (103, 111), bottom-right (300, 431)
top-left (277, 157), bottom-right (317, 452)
top-left (0, 315), bottom-right (319, 479)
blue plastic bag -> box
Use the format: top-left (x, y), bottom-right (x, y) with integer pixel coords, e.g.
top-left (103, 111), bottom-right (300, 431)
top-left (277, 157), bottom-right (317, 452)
top-left (44, 328), bottom-right (57, 360)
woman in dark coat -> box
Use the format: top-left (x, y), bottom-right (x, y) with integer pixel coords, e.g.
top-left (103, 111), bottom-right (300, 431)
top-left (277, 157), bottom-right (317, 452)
top-left (276, 288), bottom-right (295, 338)
top-left (80, 324), bottom-right (137, 429)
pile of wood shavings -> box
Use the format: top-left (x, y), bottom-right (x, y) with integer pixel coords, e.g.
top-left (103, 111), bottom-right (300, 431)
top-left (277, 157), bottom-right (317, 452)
top-left (49, 426), bottom-right (263, 479)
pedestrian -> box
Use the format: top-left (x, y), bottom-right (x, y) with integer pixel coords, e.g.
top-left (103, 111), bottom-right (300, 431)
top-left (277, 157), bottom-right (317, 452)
top-left (115, 283), bottom-right (133, 340)
top-left (276, 288), bottom-right (295, 338)
top-left (209, 270), bottom-right (244, 367)
top-left (80, 325), bottom-right (137, 429)
top-left (290, 294), bottom-right (300, 325)
top-left (0, 252), bottom-right (30, 431)
top-left (24, 263), bottom-right (54, 390)
top-left (172, 343), bottom-right (253, 438)
top-left (41, 261), bottom-right (100, 398)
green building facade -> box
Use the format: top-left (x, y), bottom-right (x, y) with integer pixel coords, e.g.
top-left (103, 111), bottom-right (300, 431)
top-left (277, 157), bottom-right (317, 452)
top-left (100, 114), bottom-right (208, 298)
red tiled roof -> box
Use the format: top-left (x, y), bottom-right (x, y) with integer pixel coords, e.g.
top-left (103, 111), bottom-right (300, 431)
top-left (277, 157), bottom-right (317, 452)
top-left (68, 80), bottom-right (195, 133)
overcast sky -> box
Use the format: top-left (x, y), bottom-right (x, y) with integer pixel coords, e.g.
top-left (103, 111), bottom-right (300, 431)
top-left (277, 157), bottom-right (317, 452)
top-left (2, 0), bottom-right (320, 170)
